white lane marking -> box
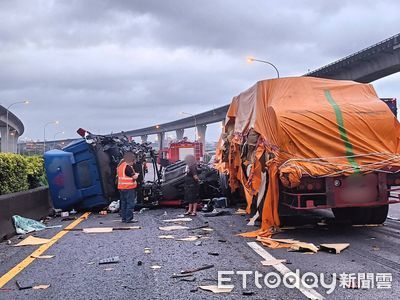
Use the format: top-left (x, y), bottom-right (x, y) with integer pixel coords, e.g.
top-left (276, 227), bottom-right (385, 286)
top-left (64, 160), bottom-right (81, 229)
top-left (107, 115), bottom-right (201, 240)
top-left (247, 242), bottom-right (325, 300)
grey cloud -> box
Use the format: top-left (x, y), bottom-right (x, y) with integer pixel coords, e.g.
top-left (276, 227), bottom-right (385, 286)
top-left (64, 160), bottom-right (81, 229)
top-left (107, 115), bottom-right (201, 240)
top-left (0, 0), bottom-right (399, 142)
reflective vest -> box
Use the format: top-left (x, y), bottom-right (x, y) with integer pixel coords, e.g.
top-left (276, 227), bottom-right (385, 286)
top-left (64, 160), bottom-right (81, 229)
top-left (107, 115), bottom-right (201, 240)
top-left (117, 162), bottom-right (137, 190)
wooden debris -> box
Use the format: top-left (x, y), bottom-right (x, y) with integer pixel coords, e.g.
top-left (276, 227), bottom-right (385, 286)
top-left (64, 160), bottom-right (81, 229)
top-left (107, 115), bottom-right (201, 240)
top-left (163, 218), bottom-right (192, 223)
top-left (14, 236), bottom-right (50, 247)
top-left (158, 225), bottom-right (189, 231)
top-left (319, 243), bottom-right (350, 254)
top-left (198, 285), bottom-right (233, 294)
top-left (260, 259), bottom-right (286, 266)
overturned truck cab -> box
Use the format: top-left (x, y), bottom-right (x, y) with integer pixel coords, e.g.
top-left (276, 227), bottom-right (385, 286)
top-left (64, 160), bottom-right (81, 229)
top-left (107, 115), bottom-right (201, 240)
top-left (216, 77), bottom-right (400, 228)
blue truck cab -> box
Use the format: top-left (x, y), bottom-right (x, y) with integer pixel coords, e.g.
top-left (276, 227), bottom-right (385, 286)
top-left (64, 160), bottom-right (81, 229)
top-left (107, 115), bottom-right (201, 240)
top-left (44, 139), bottom-right (114, 211)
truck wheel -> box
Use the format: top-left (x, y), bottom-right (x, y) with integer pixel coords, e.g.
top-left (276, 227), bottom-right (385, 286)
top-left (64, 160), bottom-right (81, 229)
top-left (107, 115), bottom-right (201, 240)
top-left (368, 205), bottom-right (388, 224)
top-left (332, 207), bottom-right (372, 225)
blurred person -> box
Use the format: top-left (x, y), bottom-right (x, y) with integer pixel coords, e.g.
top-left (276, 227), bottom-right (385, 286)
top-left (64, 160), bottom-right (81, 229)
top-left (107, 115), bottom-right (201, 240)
top-left (183, 154), bottom-right (200, 216)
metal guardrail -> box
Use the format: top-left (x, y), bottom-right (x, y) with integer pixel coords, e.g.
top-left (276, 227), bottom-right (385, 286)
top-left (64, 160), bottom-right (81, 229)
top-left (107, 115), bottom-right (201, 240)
top-left (305, 33), bottom-right (400, 75)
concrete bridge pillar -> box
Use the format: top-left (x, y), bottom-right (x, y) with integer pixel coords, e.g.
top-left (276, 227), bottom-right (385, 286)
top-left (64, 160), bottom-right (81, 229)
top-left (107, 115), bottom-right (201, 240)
top-left (0, 127), bottom-right (18, 153)
top-left (141, 135), bottom-right (148, 143)
top-left (176, 129), bottom-right (184, 140)
top-left (196, 125), bottom-right (207, 156)
top-left (157, 132), bottom-right (165, 150)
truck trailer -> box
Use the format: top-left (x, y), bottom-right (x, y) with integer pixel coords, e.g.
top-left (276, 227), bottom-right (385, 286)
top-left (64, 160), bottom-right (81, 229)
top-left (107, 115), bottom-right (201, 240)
top-left (216, 77), bottom-right (400, 230)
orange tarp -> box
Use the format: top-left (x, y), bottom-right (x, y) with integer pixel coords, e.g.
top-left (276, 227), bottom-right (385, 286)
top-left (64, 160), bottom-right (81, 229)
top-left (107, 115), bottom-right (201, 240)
top-left (218, 76), bottom-right (400, 234)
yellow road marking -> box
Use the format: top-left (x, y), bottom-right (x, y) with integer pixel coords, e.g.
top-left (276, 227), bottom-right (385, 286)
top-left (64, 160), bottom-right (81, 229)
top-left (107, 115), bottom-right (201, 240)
top-left (0, 212), bottom-right (90, 288)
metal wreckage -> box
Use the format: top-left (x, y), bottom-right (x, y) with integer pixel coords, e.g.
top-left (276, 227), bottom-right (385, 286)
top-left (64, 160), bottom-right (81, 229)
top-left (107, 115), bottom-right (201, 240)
top-left (44, 128), bottom-right (223, 211)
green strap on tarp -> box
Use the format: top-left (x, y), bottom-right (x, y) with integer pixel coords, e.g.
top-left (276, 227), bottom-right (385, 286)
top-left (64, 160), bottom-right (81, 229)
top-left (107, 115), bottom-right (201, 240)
top-left (324, 90), bottom-right (360, 173)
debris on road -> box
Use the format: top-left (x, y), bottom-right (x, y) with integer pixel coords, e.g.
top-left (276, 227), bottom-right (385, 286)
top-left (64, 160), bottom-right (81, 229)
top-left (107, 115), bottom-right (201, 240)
top-left (181, 264), bottom-right (214, 274)
top-left (289, 242), bottom-right (319, 253)
top-left (16, 281), bottom-right (32, 290)
top-left (83, 227), bottom-right (113, 233)
top-left (99, 210), bottom-right (108, 216)
top-left (137, 261), bottom-right (143, 266)
top-left (66, 226), bottom-right (141, 233)
top-left (256, 237), bottom-right (318, 253)
top-left (158, 235), bottom-right (175, 239)
top-left (189, 225), bottom-right (210, 230)
top-left (144, 248), bottom-right (151, 254)
top-left (198, 285), bottom-right (233, 294)
top-left (150, 265), bottom-right (161, 270)
top-left (242, 291), bottom-right (255, 296)
top-left (195, 241), bottom-right (202, 246)
top-left (203, 210), bottom-right (231, 217)
top-left (14, 236), bottom-right (50, 247)
top-left (104, 268), bottom-right (114, 271)
top-left (319, 243), bottom-right (350, 254)
top-left (61, 212), bottom-right (69, 217)
top-left (171, 273), bottom-right (194, 279)
top-left (372, 245), bottom-right (380, 251)
top-left (260, 259), bottom-right (286, 266)
top-left (15, 281), bottom-right (51, 291)
top-left (61, 217), bottom-right (77, 221)
top-left (12, 215), bottom-right (46, 234)
top-left (31, 255), bottom-right (55, 259)
top-left (235, 208), bottom-right (247, 215)
top-left (99, 256), bottom-right (120, 265)
top-left (218, 239), bottom-right (227, 243)
top-left (180, 277), bottom-right (196, 282)
top-left (177, 236), bottom-right (199, 241)
top-left (207, 252), bottom-right (219, 256)
top-left (108, 200), bottom-right (120, 213)
top-left (32, 284), bottom-right (50, 290)
top-left (201, 227), bottom-right (214, 232)
top-left (163, 218), bottom-right (192, 223)
top-left (158, 225), bottom-right (189, 231)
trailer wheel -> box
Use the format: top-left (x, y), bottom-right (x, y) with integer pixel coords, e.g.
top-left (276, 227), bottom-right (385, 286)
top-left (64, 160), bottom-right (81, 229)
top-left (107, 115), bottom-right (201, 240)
top-left (332, 207), bottom-right (372, 225)
top-left (368, 205), bottom-right (388, 224)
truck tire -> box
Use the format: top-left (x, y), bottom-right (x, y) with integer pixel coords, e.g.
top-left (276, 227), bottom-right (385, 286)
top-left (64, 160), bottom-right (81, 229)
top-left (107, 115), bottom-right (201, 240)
top-left (368, 205), bottom-right (388, 224)
top-left (332, 207), bottom-right (372, 225)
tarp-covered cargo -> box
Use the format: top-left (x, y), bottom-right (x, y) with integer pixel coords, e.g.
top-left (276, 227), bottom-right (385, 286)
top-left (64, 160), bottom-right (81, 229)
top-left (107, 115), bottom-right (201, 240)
top-left (216, 76), bottom-right (400, 235)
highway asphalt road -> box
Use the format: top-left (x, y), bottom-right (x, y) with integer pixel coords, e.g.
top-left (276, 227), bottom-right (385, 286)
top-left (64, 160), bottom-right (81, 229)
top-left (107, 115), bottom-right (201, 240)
top-left (0, 204), bottom-right (400, 299)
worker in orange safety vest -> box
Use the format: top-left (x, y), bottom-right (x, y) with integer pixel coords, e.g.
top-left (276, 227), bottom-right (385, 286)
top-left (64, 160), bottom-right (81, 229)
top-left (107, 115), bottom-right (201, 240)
top-left (117, 152), bottom-right (139, 223)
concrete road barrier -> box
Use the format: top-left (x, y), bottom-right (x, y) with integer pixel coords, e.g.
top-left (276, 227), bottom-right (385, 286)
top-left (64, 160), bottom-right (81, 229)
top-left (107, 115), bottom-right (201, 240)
top-left (0, 186), bottom-right (52, 240)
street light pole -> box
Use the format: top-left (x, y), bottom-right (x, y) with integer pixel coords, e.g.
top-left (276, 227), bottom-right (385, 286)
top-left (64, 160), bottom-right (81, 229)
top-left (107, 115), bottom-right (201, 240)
top-left (247, 57), bottom-right (280, 78)
top-left (43, 120), bottom-right (59, 153)
top-left (180, 112), bottom-right (197, 141)
top-left (5, 100), bottom-right (29, 152)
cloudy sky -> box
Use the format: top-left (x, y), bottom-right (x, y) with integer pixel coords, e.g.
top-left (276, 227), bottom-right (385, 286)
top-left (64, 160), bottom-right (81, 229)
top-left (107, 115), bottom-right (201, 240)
top-left (0, 0), bottom-right (399, 142)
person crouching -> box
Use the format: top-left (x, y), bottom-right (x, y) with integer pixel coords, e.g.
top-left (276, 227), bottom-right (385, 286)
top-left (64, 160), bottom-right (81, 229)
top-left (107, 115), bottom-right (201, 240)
top-left (117, 152), bottom-right (139, 223)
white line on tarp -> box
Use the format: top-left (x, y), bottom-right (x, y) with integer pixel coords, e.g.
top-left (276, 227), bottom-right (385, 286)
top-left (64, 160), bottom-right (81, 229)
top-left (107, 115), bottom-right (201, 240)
top-left (247, 242), bottom-right (325, 300)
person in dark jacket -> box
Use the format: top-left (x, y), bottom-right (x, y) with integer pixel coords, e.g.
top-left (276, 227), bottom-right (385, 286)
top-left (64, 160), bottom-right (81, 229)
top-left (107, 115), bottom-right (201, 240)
top-left (183, 155), bottom-right (200, 216)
